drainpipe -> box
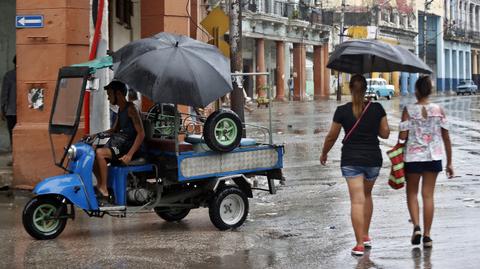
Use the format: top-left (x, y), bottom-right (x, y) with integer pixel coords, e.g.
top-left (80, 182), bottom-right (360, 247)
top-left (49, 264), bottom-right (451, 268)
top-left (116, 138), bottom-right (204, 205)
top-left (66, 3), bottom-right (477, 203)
top-left (84, 0), bottom-right (105, 134)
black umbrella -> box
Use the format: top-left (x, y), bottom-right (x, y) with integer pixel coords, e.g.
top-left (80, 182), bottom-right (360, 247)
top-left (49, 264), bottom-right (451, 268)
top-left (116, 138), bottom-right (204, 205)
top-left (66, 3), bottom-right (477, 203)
top-left (327, 39), bottom-right (432, 74)
top-left (112, 32), bottom-right (232, 108)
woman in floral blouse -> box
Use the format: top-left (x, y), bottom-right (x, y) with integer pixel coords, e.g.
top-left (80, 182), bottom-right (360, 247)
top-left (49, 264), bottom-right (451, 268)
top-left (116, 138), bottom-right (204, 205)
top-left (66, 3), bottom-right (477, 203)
top-left (399, 76), bottom-right (454, 248)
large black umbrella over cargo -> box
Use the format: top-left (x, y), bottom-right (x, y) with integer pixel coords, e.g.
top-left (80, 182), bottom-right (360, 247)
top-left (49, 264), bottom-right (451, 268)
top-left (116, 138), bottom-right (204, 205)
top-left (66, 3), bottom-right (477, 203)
top-left (112, 32), bottom-right (232, 108)
top-left (327, 39), bottom-right (432, 74)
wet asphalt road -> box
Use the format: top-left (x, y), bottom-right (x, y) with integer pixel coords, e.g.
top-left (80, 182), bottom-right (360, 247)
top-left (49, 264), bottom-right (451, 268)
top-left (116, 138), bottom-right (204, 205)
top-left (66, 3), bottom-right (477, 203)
top-left (1, 95), bottom-right (480, 269)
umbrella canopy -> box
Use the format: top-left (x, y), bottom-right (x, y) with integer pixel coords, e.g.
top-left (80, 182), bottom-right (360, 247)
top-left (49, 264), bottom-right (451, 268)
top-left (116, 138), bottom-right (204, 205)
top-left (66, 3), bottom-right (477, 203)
top-left (112, 32), bottom-right (232, 108)
top-left (327, 39), bottom-right (432, 74)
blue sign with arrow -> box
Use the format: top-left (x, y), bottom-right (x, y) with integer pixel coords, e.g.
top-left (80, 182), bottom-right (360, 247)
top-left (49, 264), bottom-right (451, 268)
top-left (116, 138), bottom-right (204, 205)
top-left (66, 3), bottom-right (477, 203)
top-left (16, 15), bottom-right (44, 28)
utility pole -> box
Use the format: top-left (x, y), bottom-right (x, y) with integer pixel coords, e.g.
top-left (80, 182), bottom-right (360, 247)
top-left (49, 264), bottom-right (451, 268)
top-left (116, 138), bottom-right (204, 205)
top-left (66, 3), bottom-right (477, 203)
top-left (229, 0), bottom-right (245, 125)
top-left (337, 0), bottom-right (345, 101)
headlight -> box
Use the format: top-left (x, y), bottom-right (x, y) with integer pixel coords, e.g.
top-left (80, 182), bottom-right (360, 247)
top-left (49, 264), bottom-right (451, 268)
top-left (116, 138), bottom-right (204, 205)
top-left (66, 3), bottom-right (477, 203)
top-left (67, 145), bottom-right (77, 160)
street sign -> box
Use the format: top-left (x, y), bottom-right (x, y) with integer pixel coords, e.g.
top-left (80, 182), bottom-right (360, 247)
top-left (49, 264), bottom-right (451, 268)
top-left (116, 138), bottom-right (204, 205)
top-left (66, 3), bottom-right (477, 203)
top-left (16, 15), bottom-right (44, 28)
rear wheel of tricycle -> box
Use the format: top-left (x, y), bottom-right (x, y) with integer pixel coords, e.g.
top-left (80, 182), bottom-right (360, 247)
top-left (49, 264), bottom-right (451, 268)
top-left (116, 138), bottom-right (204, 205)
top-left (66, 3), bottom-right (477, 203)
top-left (209, 186), bottom-right (249, 230)
top-left (203, 109), bottom-right (243, 152)
top-left (154, 207), bottom-right (190, 222)
top-left (22, 196), bottom-right (67, 240)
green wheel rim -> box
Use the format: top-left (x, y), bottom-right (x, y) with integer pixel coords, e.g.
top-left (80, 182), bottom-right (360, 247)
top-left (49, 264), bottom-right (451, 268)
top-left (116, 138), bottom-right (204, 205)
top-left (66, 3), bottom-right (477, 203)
top-left (214, 118), bottom-right (238, 146)
top-left (33, 204), bottom-right (60, 234)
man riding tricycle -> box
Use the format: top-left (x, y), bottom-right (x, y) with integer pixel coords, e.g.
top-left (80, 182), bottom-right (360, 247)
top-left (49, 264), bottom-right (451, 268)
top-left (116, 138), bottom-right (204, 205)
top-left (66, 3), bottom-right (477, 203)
top-left (22, 33), bottom-right (285, 240)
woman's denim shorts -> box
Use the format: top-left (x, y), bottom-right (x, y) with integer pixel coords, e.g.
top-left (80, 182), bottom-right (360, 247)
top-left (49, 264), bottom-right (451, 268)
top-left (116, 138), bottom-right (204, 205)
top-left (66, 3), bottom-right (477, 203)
top-left (341, 166), bottom-right (381, 181)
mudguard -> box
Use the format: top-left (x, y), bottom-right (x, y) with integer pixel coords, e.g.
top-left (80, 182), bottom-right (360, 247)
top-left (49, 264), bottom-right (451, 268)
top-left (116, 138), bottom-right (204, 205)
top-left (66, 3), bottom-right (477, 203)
top-left (34, 174), bottom-right (99, 210)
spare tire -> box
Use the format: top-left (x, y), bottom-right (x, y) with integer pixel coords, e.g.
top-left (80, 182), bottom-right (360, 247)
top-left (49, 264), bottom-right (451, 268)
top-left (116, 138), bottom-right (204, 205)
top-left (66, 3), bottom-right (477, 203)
top-left (203, 109), bottom-right (242, 152)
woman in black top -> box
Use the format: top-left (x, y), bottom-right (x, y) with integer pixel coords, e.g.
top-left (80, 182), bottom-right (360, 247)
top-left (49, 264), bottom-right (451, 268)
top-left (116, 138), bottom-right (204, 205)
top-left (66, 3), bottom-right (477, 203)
top-left (320, 74), bottom-right (390, 256)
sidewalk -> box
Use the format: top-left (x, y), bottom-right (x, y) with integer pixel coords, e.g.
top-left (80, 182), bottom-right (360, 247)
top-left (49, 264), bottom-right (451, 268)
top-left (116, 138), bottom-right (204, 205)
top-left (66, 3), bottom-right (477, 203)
top-left (0, 151), bottom-right (12, 189)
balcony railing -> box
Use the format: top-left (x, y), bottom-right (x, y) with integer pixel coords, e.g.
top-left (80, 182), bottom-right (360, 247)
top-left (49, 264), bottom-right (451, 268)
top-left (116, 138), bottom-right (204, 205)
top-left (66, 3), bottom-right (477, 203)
top-left (243, 0), bottom-right (322, 24)
top-left (444, 25), bottom-right (466, 39)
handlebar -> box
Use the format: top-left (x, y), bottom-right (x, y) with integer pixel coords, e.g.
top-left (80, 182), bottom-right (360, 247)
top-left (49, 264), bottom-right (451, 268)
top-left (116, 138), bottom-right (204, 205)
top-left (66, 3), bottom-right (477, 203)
top-left (82, 132), bottom-right (111, 144)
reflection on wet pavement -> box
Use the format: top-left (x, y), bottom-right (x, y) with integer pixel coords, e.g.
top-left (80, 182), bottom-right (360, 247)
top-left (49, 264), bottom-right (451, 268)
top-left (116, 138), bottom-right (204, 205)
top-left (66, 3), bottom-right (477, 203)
top-left (1, 95), bottom-right (480, 268)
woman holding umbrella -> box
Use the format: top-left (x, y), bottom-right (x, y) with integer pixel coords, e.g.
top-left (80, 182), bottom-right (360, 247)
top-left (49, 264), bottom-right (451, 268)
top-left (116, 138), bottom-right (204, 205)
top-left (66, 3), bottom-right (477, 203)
top-left (320, 74), bottom-right (390, 256)
top-left (324, 39), bottom-right (433, 256)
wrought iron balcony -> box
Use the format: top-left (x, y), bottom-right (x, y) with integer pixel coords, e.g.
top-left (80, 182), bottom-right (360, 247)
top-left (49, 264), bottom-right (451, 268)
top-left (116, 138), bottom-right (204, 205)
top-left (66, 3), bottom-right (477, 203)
top-left (243, 0), bottom-right (322, 24)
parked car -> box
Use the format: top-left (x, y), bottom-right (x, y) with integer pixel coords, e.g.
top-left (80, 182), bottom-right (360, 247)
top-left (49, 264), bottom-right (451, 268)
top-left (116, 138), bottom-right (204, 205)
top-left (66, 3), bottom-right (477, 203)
top-left (456, 79), bottom-right (478, 95)
top-left (365, 78), bottom-right (395, 100)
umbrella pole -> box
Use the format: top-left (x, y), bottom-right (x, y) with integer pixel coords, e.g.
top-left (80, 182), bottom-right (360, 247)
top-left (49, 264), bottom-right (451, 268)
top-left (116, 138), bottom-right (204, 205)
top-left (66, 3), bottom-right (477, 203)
top-left (174, 104), bottom-right (179, 156)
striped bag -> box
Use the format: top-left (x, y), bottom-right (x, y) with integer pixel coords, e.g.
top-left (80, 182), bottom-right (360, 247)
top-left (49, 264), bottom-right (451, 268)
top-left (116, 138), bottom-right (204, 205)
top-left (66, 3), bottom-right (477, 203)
top-left (387, 143), bottom-right (406, 189)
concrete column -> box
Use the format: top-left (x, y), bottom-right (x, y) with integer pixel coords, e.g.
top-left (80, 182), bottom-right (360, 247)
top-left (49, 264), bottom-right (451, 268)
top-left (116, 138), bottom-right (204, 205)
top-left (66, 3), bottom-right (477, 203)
top-left (293, 43), bottom-right (306, 101)
top-left (476, 50), bottom-right (480, 85)
top-left (446, 0), bottom-right (450, 21)
top-left (465, 2), bottom-right (469, 30)
top-left (445, 48), bottom-right (451, 91)
top-left (455, 49), bottom-right (460, 87)
top-left (473, 50), bottom-right (478, 75)
top-left (477, 51), bottom-right (480, 74)
top-left (313, 45), bottom-right (323, 100)
top-left (467, 51), bottom-right (471, 79)
top-left (475, 5), bottom-right (480, 34)
top-left (458, 1), bottom-right (461, 25)
top-left (477, 5), bottom-right (480, 32)
top-left (466, 3), bottom-right (470, 32)
top-left (275, 41), bottom-right (286, 101)
top-left (467, 3), bottom-right (472, 31)
top-left (14, 1), bottom-right (90, 187)
top-left (322, 45), bottom-right (330, 96)
top-left (409, 73), bottom-right (418, 94)
top-left (437, 16), bottom-right (445, 92)
top-left (392, 72), bottom-right (400, 96)
top-left (255, 38), bottom-right (267, 97)
top-left (400, 72), bottom-right (409, 95)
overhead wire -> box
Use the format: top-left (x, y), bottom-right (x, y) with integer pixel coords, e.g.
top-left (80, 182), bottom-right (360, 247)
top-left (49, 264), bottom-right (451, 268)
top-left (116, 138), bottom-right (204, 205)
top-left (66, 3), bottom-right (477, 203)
top-left (186, 0), bottom-right (213, 41)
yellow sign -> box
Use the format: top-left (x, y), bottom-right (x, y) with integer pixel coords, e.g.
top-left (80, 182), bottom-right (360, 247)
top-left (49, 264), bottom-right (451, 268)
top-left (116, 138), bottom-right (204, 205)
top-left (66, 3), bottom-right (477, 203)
top-left (208, 39), bottom-right (230, 57)
top-left (200, 7), bottom-right (229, 36)
top-left (200, 7), bottom-right (230, 57)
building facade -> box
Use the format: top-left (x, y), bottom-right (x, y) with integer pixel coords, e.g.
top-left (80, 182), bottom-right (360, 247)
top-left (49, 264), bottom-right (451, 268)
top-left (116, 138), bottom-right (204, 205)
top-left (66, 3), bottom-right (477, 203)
top-left (443, 0), bottom-right (480, 90)
top-left (11, 0), bottom-right (206, 187)
top-left (322, 0), bottom-right (420, 95)
top-left (238, 0), bottom-right (331, 101)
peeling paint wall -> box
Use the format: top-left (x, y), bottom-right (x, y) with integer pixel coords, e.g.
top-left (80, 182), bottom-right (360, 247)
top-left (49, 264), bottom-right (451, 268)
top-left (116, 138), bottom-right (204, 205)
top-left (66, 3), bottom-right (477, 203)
top-left (324, 0), bottom-right (416, 14)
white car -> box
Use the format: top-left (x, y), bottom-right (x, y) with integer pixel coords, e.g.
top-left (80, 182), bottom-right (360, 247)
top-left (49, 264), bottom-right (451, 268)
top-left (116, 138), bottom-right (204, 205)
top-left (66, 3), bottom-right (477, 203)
top-left (365, 78), bottom-right (395, 100)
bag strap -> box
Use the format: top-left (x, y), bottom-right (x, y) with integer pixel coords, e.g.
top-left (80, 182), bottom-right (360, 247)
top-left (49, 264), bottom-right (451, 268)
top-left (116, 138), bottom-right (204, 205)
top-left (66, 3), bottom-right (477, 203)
top-left (343, 101), bottom-right (372, 143)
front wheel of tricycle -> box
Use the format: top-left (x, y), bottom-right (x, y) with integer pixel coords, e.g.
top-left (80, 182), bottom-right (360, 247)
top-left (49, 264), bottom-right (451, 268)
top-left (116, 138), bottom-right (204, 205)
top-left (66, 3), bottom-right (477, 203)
top-left (154, 207), bottom-right (190, 222)
top-left (22, 196), bottom-right (67, 240)
top-left (209, 187), bottom-right (249, 231)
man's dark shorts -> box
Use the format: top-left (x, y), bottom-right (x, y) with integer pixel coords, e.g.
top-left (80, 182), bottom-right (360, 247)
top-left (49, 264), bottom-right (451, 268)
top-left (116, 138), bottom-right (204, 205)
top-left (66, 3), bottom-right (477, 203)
top-left (105, 133), bottom-right (134, 162)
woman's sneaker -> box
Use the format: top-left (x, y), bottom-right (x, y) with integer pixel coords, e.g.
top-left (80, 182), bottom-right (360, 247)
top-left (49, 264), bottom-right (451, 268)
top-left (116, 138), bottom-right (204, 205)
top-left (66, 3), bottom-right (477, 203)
top-left (363, 236), bottom-right (372, 248)
top-left (411, 225), bottom-right (422, 245)
top-left (423, 236), bottom-right (433, 248)
top-left (351, 246), bottom-right (365, 256)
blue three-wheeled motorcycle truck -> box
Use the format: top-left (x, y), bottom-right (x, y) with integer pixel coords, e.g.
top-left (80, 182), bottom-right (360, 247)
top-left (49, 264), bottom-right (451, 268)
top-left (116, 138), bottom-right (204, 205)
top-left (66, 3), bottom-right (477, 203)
top-left (22, 55), bottom-right (284, 240)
